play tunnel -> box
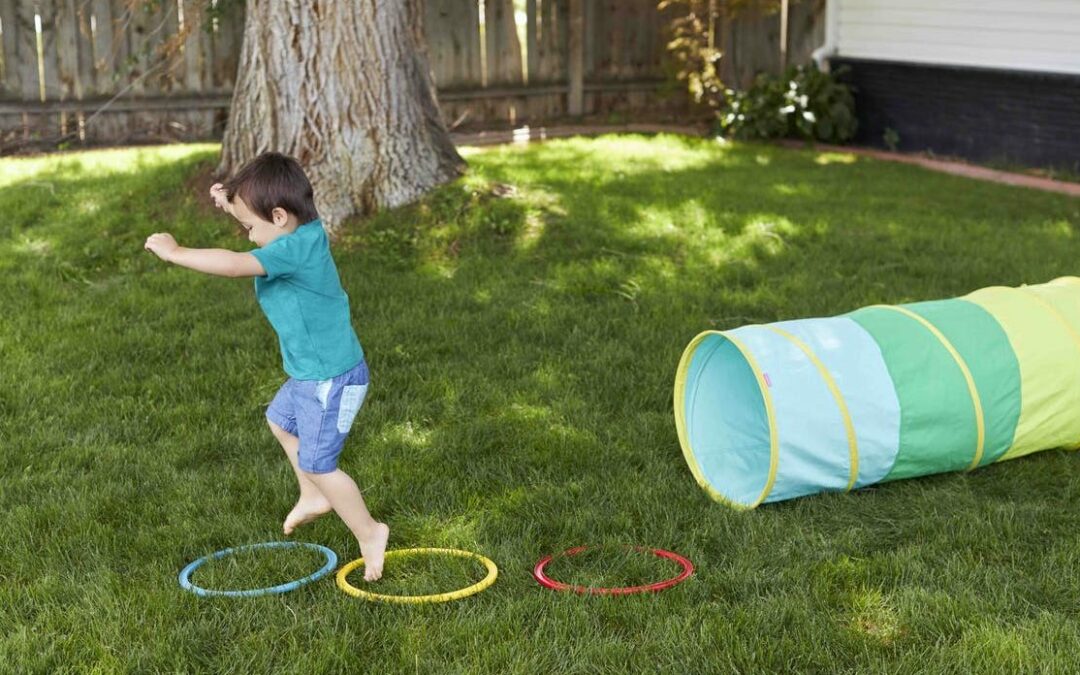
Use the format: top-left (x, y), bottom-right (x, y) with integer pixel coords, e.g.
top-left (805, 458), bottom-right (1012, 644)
top-left (674, 277), bottom-right (1080, 509)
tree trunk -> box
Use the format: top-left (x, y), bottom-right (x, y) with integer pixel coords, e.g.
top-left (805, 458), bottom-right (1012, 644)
top-left (218, 0), bottom-right (465, 233)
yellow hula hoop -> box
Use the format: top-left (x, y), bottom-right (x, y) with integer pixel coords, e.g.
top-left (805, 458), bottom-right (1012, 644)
top-left (336, 548), bottom-right (498, 604)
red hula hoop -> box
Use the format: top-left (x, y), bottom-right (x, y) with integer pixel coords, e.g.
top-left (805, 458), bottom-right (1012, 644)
top-left (532, 545), bottom-right (694, 595)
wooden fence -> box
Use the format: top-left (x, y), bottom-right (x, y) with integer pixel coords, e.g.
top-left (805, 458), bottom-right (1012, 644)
top-left (0, 0), bottom-right (823, 152)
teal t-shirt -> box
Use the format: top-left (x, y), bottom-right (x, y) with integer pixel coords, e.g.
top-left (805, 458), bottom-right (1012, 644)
top-left (250, 219), bottom-right (363, 381)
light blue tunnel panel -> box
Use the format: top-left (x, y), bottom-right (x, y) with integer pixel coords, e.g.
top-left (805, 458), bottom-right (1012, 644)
top-left (683, 334), bottom-right (771, 507)
top-left (770, 317), bottom-right (902, 489)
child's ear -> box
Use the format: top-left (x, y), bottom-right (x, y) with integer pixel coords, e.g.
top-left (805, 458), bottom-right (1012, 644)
top-left (271, 207), bottom-right (289, 227)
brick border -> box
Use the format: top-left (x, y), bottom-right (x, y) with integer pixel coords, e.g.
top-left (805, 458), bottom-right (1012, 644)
top-left (780, 140), bottom-right (1080, 198)
top-left (450, 124), bottom-right (1080, 198)
top-left (450, 123), bottom-right (708, 147)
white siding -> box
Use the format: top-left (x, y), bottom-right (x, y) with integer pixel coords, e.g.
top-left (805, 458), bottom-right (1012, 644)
top-left (836, 0), bottom-right (1080, 75)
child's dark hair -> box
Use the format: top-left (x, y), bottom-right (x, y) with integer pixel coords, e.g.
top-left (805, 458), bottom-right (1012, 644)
top-left (223, 152), bottom-right (319, 223)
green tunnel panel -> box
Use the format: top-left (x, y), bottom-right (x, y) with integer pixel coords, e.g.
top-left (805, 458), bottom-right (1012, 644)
top-left (848, 303), bottom-right (979, 481)
top-left (900, 299), bottom-right (1021, 467)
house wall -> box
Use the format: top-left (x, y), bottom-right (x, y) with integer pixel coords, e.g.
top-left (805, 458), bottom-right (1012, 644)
top-left (829, 0), bottom-right (1080, 171)
top-left (835, 0), bottom-right (1080, 76)
top-left (835, 58), bottom-right (1080, 172)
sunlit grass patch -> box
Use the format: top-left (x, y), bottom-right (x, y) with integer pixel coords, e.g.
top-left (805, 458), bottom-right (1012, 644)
top-left (3, 136), bottom-right (1080, 671)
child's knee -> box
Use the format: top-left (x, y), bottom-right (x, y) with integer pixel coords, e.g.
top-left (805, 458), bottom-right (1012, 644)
top-left (300, 466), bottom-right (336, 480)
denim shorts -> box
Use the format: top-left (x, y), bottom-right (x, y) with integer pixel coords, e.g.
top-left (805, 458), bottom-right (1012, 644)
top-left (266, 360), bottom-right (370, 473)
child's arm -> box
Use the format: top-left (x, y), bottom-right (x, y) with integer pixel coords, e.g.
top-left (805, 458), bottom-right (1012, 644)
top-left (144, 233), bottom-right (265, 278)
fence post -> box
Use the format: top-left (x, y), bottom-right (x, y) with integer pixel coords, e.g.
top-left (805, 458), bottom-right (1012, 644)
top-left (780, 0), bottom-right (788, 70)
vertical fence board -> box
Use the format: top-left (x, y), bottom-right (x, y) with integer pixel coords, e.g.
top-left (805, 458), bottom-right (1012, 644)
top-left (535, 0), bottom-right (549, 82)
top-left (109, 0), bottom-right (131, 76)
top-left (656, 0), bottom-right (680, 75)
top-left (160, 0), bottom-right (182, 93)
top-left (525, 0), bottom-right (537, 84)
top-left (425, 0), bottom-right (481, 88)
top-left (210, 0), bottom-right (243, 90)
top-left (717, 1), bottom-right (734, 86)
top-left (177, 0), bottom-right (214, 138)
top-left (126, 0), bottom-right (153, 95)
top-left (80, 0), bottom-right (123, 143)
top-left (89, 0), bottom-right (115, 94)
top-left (146, 2), bottom-right (181, 137)
top-left (0, 0), bottom-right (21, 139)
top-left (587, 0), bottom-right (606, 79)
top-left (87, 0), bottom-right (133, 142)
top-left (640, 0), bottom-right (656, 77)
top-left (484, 0), bottom-right (522, 85)
top-left (0, 0), bottom-right (22, 98)
top-left (605, 0), bottom-right (623, 79)
top-left (538, 0), bottom-right (567, 85)
top-left (425, 0), bottom-right (452, 86)
top-left (36, 0), bottom-right (60, 103)
top-left (789, 0), bottom-right (824, 70)
top-left (622, 0), bottom-right (635, 78)
top-left (567, 0), bottom-right (582, 114)
top-left (556, 0), bottom-right (569, 80)
top-left (14, 0), bottom-right (41, 140)
top-left (2, 1), bottom-right (829, 150)
top-left (181, 0), bottom-right (206, 91)
top-left (55, 0), bottom-right (83, 138)
top-left (126, 0), bottom-right (154, 139)
top-left (73, 0), bottom-right (94, 96)
top-left (481, 0), bottom-right (524, 124)
top-left (582, 0), bottom-right (595, 79)
top-left (175, 2), bottom-right (214, 140)
top-left (56, 1), bottom-right (81, 100)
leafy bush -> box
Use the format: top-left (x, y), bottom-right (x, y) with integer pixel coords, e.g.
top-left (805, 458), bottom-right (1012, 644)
top-left (720, 64), bottom-right (857, 143)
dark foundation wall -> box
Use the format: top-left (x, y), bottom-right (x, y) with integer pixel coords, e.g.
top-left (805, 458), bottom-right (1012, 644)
top-left (833, 58), bottom-right (1080, 173)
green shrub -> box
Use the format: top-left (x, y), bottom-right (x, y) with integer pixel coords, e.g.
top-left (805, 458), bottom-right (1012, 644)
top-left (720, 64), bottom-right (857, 143)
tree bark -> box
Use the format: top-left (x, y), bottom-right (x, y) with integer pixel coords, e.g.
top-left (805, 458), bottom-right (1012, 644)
top-left (218, 0), bottom-right (465, 233)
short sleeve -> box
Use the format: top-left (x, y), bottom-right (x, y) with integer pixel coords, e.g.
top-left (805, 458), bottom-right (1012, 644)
top-left (251, 236), bottom-right (302, 281)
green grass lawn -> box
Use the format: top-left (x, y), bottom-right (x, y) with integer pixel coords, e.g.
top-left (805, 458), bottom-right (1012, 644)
top-left (3, 135), bottom-right (1080, 672)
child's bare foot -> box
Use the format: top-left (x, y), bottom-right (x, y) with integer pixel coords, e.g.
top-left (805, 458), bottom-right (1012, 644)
top-left (283, 496), bottom-right (333, 535)
top-left (360, 522), bottom-right (390, 581)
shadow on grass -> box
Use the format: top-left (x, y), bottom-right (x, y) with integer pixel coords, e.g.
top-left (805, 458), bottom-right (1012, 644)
top-left (5, 136), bottom-right (1080, 670)
top-left (323, 135), bottom-right (1080, 544)
top-left (3, 134), bottom-right (1080, 574)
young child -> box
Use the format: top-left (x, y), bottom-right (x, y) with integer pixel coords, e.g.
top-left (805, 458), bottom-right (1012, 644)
top-left (144, 152), bottom-right (390, 581)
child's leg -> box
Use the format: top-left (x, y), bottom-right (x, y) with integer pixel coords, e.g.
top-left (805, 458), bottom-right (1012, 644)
top-left (269, 420), bottom-right (333, 535)
top-left (305, 468), bottom-right (390, 581)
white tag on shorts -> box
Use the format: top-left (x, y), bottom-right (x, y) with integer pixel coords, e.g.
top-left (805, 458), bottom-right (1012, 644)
top-left (315, 380), bottom-right (333, 410)
top-left (337, 384), bottom-right (368, 433)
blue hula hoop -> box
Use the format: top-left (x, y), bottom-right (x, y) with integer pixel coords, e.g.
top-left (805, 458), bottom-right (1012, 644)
top-left (178, 541), bottom-right (338, 598)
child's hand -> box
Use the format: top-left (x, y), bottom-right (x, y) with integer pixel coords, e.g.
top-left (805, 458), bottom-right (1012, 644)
top-left (144, 232), bottom-right (179, 262)
top-left (209, 183), bottom-right (230, 212)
